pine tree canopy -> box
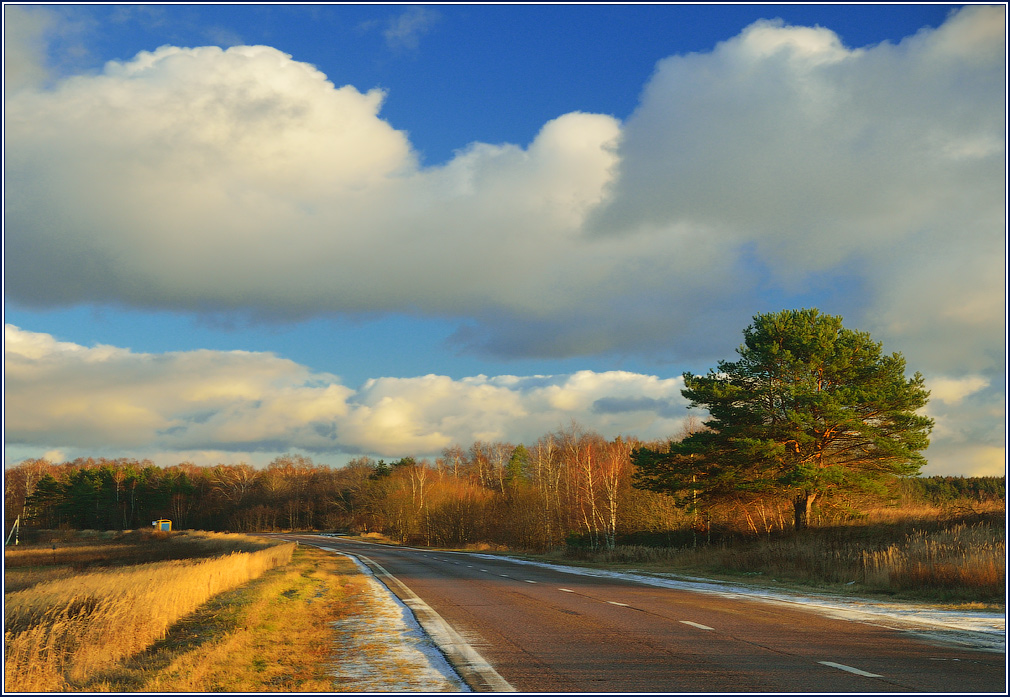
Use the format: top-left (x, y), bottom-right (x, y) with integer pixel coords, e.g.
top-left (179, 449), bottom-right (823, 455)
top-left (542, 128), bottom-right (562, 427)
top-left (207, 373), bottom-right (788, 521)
top-left (632, 308), bottom-right (935, 529)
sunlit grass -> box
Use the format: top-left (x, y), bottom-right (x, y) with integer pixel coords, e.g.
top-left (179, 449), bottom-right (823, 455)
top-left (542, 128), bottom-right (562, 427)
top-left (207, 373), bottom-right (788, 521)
top-left (58, 545), bottom-right (461, 692)
top-left (4, 528), bottom-right (277, 575)
top-left (102, 546), bottom-right (349, 692)
top-left (3, 533), bottom-right (294, 691)
top-left (864, 524), bottom-right (1005, 595)
top-left (546, 502), bottom-right (1006, 605)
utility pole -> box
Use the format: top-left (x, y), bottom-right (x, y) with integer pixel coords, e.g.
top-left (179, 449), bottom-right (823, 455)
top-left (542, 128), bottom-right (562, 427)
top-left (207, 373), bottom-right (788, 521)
top-left (4, 516), bottom-right (19, 546)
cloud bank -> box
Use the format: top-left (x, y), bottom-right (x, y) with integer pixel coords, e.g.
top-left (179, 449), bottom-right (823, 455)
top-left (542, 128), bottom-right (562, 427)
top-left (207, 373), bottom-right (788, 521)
top-left (4, 325), bottom-right (690, 461)
top-left (3, 7), bottom-right (1004, 475)
top-left (5, 6), bottom-right (1003, 370)
top-left (4, 325), bottom-right (1000, 476)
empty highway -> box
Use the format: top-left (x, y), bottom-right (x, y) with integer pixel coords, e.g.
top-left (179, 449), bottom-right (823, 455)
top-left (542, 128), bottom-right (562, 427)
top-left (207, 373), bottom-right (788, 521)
top-left (280, 534), bottom-right (1004, 693)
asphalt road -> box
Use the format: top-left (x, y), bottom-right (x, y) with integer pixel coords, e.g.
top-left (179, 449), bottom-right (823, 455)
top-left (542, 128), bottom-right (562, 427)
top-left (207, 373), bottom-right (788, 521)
top-left (279, 534), bottom-right (1005, 693)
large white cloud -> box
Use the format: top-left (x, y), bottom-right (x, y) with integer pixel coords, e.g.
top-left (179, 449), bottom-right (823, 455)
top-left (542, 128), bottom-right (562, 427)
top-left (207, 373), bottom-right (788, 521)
top-left (4, 42), bottom-right (623, 323)
top-left (4, 325), bottom-right (1001, 476)
top-left (6, 6), bottom-right (1002, 366)
top-left (3, 7), bottom-right (1005, 471)
top-left (2, 324), bottom-right (355, 451)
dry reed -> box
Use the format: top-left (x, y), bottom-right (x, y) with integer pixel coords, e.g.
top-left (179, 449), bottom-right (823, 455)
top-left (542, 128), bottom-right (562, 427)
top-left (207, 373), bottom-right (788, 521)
top-left (553, 515), bottom-right (1005, 603)
top-left (4, 538), bottom-right (294, 691)
top-left (862, 523), bottom-right (1005, 594)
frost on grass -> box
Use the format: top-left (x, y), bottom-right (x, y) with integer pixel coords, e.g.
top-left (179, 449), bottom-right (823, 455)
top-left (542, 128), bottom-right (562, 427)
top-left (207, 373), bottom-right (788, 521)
top-left (329, 555), bottom-right (469, 692)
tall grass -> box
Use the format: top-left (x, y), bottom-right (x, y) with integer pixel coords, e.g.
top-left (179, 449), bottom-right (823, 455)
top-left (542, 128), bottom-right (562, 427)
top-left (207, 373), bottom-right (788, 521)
top-left (4, 536), bottom-right (294, 692)
top-left (65, 545), bottom-right (463, 692)
top-left (863, 523), bottom-right (1005, 595)
top-left (553, 507), bottom-right (1005, 604)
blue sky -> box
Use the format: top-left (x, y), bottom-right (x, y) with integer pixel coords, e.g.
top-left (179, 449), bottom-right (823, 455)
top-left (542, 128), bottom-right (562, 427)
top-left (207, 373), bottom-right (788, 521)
top-left (3, 4), bottom-right (1005, 476)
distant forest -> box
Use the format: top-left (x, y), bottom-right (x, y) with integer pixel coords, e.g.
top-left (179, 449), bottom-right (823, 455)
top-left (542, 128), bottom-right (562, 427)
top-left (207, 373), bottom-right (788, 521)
top-left (5, 425), bottom-right (1005, 551)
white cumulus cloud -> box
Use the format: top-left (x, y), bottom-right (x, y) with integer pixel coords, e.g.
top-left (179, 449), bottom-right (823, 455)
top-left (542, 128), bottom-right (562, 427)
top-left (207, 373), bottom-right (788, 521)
top-left (4, 7), bottom-right (1002, 371)
top-left (5, 325), bottom-right (1001, 476)
top-left (928, 376), bottom-right (990, 406)
top-left (3, 326), bottom-right (692, 463)
top-left (3, 6), bottom-right (1004, 470)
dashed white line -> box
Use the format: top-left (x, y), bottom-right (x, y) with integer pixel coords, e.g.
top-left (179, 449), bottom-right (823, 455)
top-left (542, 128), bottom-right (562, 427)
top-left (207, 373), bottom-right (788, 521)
top-left (680, 620), bottom-right (714, 631)
top-left (818, 661), bottom-right (883, 678)
top-left (608, 601), bottom-right (629, 607)
top-left (524, 580), bottom-right (537, 584)
top-left (558, 588), bottom-right (574, 593)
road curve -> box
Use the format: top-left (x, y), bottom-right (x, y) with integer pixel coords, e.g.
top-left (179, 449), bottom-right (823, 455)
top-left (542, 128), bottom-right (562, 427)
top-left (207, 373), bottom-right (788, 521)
top-left (280, 534), bottom-right (1005, 693)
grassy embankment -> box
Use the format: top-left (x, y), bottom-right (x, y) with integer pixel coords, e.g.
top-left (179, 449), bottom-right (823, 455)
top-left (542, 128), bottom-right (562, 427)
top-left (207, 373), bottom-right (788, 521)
top-left (536, 503), bottom-right (1006, 609)
top-left (4, 530), bottom-right (294, 691)
top-left (4, 530), bottom-right (458, 692)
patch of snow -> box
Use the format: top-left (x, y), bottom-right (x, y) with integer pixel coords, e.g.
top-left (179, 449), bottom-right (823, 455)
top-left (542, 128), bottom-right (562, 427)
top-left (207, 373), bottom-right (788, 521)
top-left (329, 553), bottom-right (470, 692)
top-left (469, 554), bottom-right (1006, 654)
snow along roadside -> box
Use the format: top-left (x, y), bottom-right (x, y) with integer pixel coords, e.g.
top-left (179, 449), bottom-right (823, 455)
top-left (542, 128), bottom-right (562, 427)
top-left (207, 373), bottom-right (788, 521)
top-left (468, 553), bottom-right (1006, 654)
top-left (325, 550), bottom-right (472, 692)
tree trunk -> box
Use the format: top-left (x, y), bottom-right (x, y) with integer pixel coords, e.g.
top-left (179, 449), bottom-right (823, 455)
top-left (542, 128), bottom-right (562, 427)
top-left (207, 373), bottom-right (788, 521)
top-left (793, 491), bottom-right (817, 530)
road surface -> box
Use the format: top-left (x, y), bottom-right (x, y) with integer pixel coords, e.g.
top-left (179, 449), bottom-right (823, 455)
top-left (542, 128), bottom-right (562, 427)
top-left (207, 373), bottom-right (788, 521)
top-left (279, 534), bottom-right (1005, 693)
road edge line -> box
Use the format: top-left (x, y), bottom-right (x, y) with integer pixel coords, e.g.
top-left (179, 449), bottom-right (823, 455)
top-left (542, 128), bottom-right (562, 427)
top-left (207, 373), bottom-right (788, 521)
top-left (349, 551), bottom-right (516, 693)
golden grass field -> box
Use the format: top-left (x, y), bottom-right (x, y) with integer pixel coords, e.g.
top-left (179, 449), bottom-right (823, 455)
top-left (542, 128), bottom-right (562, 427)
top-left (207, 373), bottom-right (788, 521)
top-left (4, 531), bottom-right (294, 691)
top-left (4, 531), bottom-right (461, 692)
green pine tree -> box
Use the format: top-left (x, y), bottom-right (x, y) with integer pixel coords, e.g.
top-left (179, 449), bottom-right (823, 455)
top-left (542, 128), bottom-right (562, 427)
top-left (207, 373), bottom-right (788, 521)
top-left (633, 308), bottom-right (934, 530)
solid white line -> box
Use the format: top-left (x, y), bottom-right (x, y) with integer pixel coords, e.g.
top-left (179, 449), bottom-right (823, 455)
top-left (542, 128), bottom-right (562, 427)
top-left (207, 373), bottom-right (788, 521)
top-left (558, 588), bottom-right (574, 593)
top-left (818, 661), bottom-right (883, 678)
top-left (680, 620), bottom-right (714, 631)
top-left (350, 552), bottom-right (517, 692)
top-left (608, 601), bottom-right (629, 607)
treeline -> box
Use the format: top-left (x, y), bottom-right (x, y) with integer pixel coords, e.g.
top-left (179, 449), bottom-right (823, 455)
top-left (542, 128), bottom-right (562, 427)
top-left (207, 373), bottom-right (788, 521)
top-left (5, 426), bottom-right (686, 550)
top-left (895, 475), bottom-right (1005, 503)
top-left (4, 425), bottom-right (1004, 551)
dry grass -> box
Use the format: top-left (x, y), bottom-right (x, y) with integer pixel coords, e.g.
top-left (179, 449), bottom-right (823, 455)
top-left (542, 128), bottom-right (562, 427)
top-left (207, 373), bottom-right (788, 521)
top-left (863, 523), bottom-right (1005, 594)
top-left (80, 545), bottom-right (357, 692)
top-left (63, 544), bottom-right (459, 692)
top-left (548, 503), bottom-right (1006, 605)
top-left (4, 532), bottom-right (294, 691)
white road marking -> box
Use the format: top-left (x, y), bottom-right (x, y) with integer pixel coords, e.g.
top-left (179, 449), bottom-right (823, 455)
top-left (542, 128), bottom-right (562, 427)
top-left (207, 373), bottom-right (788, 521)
top-left (524, 580), bottom-right (537, 584)
top-left (499, 574), bottom-right (510, 578)
top-left (608, 601), bottom-right (629, 607)
top-left (336, 551), bottom-right (516, 692)
top-left (818, 661), bottom-right (883, 678)
top-left (558, 588), bottom-right (574, 593)
top-left (680, 621), bottom-right (714, 631)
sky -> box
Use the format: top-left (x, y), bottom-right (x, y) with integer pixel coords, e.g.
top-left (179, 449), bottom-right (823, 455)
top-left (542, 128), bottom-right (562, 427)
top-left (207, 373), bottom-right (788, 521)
top-left (3, 3), bottom-right (1006, 477)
